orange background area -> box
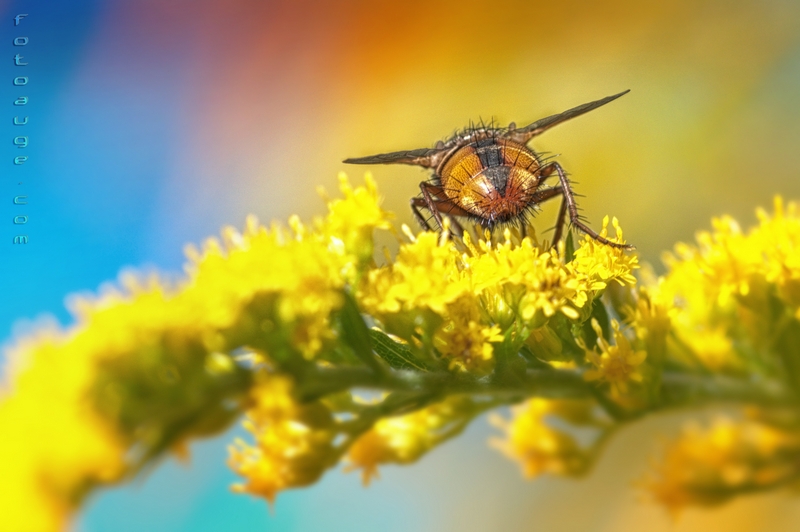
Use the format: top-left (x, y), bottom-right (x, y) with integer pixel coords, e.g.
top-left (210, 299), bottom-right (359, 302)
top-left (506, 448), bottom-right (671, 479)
top-left (119, 0), bottom-right (800, 267)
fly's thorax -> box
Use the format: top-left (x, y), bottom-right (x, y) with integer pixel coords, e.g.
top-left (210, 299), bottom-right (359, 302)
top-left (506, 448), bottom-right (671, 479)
top-left (437, 137), bottom-right (542, 222)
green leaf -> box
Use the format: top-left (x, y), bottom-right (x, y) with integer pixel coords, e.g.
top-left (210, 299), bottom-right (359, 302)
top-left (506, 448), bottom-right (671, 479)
top-left (775, 319), bottom-right (800, 392)
top-left (519, 345), bottom-right (556, 369)
top-left (526, 324), bottom-right (569, 362)
top-left (495, 325), bottom-right (525, 367)
top-left (574, 298), bottom-right (612, 355)
top-left (493, 326), bottom-right (528, 384)
top-left (565, 230), bottom-right (577, 262)
top-left (550, 313), bottom-right (585, 359)
top-left (369, 329), bottom-right (430, 372)
top-left (338, 292), bottom-right (381, 371)
top-left (590, 297), bottom-right (612, 341)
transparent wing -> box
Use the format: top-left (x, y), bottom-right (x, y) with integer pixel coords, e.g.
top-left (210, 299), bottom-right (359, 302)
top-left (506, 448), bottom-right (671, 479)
top-left (343, 147), bottom-right (447, 169)
top-left (506, 90), bottom-right (629, 144)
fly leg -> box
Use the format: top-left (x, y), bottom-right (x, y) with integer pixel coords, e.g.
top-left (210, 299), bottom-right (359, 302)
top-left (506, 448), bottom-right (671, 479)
top-left (410, 197), bottom-right (434, 231)
top-left (537, 162), bottom-right (634, 250)
top-left (530, 185), bottom-right (566, 247)
top-left (419, 182), bottom-right (445, 230)
top-left (415, 182), bottom-right (470, 237)
top-left (411, 194), bottom-right (467, 238)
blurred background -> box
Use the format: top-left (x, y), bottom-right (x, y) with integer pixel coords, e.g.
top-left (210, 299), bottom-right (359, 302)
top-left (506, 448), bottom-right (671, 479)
top-left (2, 0), bottom-right (800, 530)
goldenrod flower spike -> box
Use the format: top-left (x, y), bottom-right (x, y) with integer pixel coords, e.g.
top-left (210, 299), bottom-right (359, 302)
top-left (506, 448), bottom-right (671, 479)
top-left (4, 175), bottom-right (800, 526)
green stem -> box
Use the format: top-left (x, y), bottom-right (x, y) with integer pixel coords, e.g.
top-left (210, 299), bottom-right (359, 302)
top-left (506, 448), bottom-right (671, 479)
top-left (298, 365), bottom-right (794, 414)
top-left (659, 372), bottom-right (791, 408)
top-left (298, 366), bottom-right (593, 401)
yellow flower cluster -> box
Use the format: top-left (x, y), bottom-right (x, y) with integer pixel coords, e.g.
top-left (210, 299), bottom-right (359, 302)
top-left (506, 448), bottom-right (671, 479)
top-left (489, 399), bottom-right (597, 478)
top-left (434, 303), bottom-right (504, 373)
top-left (654, 197), bottom-right (800, 372)
top-left (0, 175), bottom-right (391, 530)
top-left (642, 417), bottom-right (800, 515)
top-left (359, 217), bottom-right (636, 372)
top-left (228, 374), bottom-right (338, 505)
top-left (346, 396), bottom-right (477, 484)
top-left (629, 290), bottom-right (671, 365)
top-left (12, 172), bottom-right (798, 523)
top-left (583, 318), bottom-right (648, 397)
top-left (571, 216), bottom-right (639, 287)
top-left (183, 173), bottom-right (390, 358)
top-left (0, 328), bottom-right (127, 532)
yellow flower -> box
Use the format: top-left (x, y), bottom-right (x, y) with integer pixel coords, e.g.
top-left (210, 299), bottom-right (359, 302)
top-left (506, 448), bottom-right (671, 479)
top-left (320, 172), bottom-right (392, 269)
top-left (583, 319), bottom-right (647, 396)
top-left (346, 396), bottom-right (474, 484)
top-left (360, 221), bottom-right (638, 373)
top-left (185, 215), bottom-right (346, 358)
top-left (754, 197), bottom-right (800, 312)
top-left (434, 298), bottom-right (504, 373)
top-left (463, 231), bottom-right (590, 322)
top-left (571, 216), bottom-right (639, 286)
top-left (0, 326), bottom-right (127, 532)
top-left (0, 176), bottom-right (391, 525)
top-left (652, 196), bottom-right (800, 371)
top-left (228, 374), bottom-right (338, 505)
top-left (9, 171), bottom-right (800, 519)
top-left (489, 399), bottom-right (587, 478)
top-left (642, 418), bottom-right (800, 516)
top-left (360, 228), bottom-right (467, 316)
top-left (629, 289), bottom-right (670, 364)
top-left (181, 173), bottom-right (392, 358)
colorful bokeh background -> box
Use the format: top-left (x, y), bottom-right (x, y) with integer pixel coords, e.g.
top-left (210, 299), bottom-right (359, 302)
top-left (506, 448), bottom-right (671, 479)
top-left (2, 0), bottom-right (800, 530)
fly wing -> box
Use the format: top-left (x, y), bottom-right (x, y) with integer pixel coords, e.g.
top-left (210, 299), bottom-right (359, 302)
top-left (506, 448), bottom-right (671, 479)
top-left (506, 90), bottom-right (629, 144)
top-left (343, 147), bottom-right (447, 169)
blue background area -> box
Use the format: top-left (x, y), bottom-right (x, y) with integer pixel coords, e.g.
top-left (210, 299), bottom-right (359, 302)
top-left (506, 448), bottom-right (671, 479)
top-left (1, 0), bottom-right (174, 334)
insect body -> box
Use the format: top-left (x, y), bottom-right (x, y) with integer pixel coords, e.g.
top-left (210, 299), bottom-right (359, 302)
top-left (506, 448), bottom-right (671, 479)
top-left (344, 90), bottom-right (632, 249)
